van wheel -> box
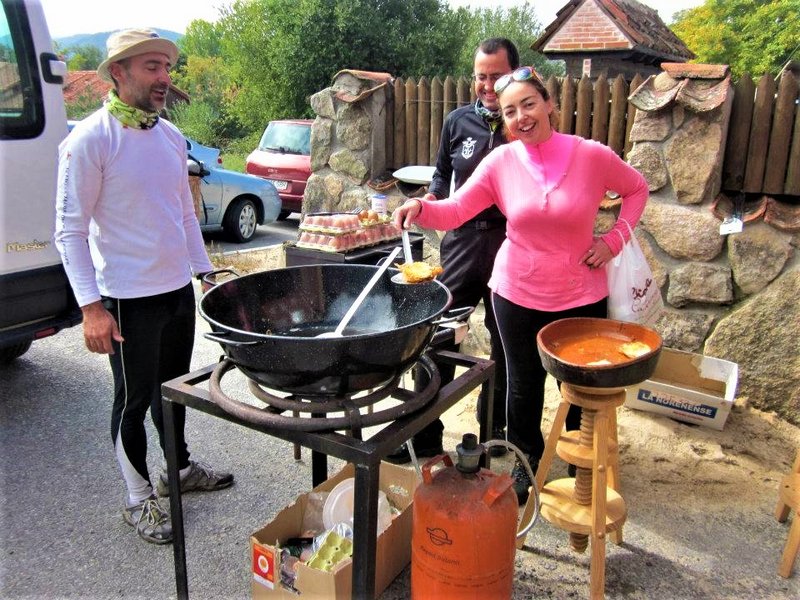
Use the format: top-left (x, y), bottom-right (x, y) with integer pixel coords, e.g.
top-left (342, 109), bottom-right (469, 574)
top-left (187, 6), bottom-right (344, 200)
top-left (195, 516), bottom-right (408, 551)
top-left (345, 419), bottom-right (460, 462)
top-left (224, 198), bottom-right (258, 243)
top-left (277, 210), bottom-right (293, 221)
top-left (0, 340), bottom-right (33, 363)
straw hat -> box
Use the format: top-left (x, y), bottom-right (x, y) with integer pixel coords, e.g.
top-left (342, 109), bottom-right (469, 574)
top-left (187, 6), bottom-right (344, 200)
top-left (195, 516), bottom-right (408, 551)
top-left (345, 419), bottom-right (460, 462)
top-left (97, 28), bottom-right (179, 82)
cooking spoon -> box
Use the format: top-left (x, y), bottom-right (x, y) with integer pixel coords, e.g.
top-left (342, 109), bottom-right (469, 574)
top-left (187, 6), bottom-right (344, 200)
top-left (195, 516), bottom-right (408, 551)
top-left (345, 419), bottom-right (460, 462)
top-left (391, 229), bottom-right (416, 284)
top-left (317, 246), bottom-right (402, 338)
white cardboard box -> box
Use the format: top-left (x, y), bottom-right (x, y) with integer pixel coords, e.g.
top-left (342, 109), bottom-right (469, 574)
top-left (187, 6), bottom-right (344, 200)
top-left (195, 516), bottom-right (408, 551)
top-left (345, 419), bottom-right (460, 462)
top-left (624, 348), bottom-right (739, 430)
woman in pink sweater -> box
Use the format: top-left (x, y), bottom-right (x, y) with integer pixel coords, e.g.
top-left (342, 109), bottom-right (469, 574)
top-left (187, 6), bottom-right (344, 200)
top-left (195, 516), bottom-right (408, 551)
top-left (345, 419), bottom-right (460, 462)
top-left (393, 67), bottom-right (649, 503)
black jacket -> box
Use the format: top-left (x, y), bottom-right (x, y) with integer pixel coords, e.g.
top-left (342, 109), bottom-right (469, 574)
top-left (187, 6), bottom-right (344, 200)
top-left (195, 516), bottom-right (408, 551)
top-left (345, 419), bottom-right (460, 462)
top-left (427, 103), bottom-right (507, 224)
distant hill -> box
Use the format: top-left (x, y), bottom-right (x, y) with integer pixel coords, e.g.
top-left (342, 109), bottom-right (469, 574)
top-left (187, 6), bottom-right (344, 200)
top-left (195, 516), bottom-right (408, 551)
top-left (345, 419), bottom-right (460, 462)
top-left (54, 29), bottom-right (181, 52)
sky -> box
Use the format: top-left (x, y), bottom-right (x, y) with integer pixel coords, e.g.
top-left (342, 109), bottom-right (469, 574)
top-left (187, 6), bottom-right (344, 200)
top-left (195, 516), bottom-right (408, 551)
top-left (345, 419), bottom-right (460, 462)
top-left (40, 0), bottom-right (704, 39)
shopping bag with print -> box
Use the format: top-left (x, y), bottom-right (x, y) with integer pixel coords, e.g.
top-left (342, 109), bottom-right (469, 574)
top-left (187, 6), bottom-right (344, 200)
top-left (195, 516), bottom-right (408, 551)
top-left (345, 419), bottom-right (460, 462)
top-left (605, 220), bottom-right (663, 326)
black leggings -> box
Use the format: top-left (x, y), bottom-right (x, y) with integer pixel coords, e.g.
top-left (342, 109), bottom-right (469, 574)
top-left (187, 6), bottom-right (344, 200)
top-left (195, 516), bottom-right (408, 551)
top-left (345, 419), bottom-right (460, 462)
top-left (413, 225), bottom-right (508, 439)
top-left (106, 284), bottom-right (194, 499)
top-left (491, 293), bottom-right (607, 462)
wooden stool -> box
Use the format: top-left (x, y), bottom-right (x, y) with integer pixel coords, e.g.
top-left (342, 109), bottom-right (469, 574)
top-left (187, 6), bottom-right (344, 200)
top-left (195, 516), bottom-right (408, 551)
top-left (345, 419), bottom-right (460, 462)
top-left (775, 448), bottom-right (800, 578)
top-left (518, 383), bottom-right (626, 600)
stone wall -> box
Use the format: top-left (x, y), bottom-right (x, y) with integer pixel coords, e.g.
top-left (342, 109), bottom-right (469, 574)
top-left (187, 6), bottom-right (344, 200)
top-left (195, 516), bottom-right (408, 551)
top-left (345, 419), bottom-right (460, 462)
top-left (306, 65), bottom-right (800, 425)
top-left (626, 63), bottom-right (799, 423)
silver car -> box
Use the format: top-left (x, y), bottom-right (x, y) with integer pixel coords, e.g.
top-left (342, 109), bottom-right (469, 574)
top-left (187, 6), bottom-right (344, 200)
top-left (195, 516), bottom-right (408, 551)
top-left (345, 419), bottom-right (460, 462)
top-left (186, 137), bottom-right (281, 243)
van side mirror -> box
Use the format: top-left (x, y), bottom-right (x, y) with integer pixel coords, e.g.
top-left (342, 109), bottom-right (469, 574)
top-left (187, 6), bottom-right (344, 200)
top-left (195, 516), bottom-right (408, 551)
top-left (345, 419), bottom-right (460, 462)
top-left (187, 158), bottom-right (209, 177)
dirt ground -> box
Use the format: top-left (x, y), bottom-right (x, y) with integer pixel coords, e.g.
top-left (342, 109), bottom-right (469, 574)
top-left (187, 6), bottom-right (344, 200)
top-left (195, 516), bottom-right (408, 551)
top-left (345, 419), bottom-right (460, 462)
top-left (222, 246), bottom-right (800, 598)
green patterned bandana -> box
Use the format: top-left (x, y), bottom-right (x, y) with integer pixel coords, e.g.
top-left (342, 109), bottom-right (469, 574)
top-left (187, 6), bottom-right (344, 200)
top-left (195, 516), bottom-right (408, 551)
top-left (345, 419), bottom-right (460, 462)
top-left (105, 89), bottom-right (160, 129)
top-left (474, 100), bottom-right (502, 128)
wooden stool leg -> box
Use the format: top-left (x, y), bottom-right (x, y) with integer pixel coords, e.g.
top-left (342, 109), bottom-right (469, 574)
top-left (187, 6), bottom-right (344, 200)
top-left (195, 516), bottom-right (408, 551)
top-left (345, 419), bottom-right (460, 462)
top-left (779, 511), bottom-right (800, 578)
top-left (607, 408), bottom-right (623, 545)
top-left (590, 409), bottom-right (609, 600)
top-left (775, 450), bottom-right (800, 521)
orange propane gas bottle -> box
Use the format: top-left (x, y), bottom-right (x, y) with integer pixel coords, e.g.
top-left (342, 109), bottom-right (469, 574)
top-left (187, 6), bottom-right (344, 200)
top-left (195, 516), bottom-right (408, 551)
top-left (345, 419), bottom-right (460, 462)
top-left (411, 434), bottom-right (518, 599)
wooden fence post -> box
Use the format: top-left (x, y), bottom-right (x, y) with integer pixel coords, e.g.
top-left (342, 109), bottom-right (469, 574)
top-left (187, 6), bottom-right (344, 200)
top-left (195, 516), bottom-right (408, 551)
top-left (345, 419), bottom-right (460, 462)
top-left (393, 78), bottom-right (406, 169)
top-left (785, 92), bottom-right (800, 196)
top-left (607, 75), bottom-right (629, 156)
top-left (443, 76), bottom-right (457, 120)
top-left (591, 73), bottom-right (610, 144)
top-left (624, 73), bottom-right (643, 158)
top-left (417, 77), bottom-right (431, 166)
top-left (743, 74), bottom-right (776, 193)
top-left (430, 76), bottom-right (444, 165)
top-left (763, 71), bottom-right (799, 194)
top-left (405, 78), bottom-right (418, 172)
top-left (722, 74), bottom-right (755, 192)
top-left (560, 75), bottom-right (576, 135)
top-left (575, 74), bottom-right (593, 139)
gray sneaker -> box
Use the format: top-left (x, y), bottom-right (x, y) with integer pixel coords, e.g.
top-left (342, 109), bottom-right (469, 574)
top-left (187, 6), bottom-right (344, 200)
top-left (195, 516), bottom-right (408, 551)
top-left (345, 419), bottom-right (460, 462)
top-left (156, 460), bottom-right (234, 496)
top-left (123, 495), bottom-right (172, 544)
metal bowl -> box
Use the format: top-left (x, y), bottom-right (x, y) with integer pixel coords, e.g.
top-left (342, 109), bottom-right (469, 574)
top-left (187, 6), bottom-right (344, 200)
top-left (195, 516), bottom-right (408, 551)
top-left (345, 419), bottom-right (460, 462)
top-left (536, 317), bottom-right (662, 390)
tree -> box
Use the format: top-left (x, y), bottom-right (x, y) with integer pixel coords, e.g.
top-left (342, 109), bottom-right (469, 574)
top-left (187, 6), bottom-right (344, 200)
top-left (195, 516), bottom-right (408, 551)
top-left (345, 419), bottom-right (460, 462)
top-left (214, 0), bottom-right (469, 131)
top-left (176, 0), bottom-right (555, 145)
top-left (451, 1), bottom-right (561, 78)
top-left (672, 0), bottom-right (800, 77)
top-left (59, 43), bottom-right (103, 71)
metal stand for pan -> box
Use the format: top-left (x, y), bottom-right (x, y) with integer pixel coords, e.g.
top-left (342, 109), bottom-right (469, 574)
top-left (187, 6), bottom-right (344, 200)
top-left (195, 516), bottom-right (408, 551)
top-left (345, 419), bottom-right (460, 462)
top-left (161, 348), bottom-right (495, 600)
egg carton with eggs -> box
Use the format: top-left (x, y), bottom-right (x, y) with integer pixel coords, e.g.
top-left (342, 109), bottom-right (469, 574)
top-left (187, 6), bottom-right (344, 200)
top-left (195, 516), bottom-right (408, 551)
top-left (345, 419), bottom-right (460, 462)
top-left (299, 213), bottom-right (361, 235)
top-left (296, 226), bottom-right (401, 253)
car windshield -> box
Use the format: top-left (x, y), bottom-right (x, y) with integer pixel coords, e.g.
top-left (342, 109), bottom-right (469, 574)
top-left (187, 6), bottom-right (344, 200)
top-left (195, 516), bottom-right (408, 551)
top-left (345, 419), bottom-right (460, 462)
top-left (258, 122), bottom-right (311, 155)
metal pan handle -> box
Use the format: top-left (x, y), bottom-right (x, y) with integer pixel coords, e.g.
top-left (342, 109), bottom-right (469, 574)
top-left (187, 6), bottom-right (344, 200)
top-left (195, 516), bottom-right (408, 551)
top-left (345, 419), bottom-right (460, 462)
top-left (201, 268), bottom-right (240, 286)
top-left (203, 331), bottom-right (259, 347)
top-left (433, 306), bottom-right (473, 325)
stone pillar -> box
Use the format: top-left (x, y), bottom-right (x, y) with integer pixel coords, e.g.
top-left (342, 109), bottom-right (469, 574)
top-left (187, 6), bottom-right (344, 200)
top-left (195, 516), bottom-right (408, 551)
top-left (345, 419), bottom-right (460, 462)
top-left (304, 70), bottom-right (398, 214)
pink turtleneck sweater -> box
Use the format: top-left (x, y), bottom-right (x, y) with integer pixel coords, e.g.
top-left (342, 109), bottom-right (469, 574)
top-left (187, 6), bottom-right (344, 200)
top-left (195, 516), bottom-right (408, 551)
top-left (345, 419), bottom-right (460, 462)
top-left (415, 132), bottom-right (649, 311)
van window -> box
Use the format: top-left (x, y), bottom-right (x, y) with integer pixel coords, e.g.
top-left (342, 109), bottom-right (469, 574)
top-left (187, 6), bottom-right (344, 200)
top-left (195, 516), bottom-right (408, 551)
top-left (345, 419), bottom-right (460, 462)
top-left (0, 0), bottom-right (44, 139)
top-left (258, 122), bottom-right (311, 155)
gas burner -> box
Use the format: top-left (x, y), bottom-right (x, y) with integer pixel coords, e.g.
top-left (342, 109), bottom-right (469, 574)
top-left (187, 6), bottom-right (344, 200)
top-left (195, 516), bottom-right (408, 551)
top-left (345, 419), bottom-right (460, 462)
top-left (209, 354), bottom-right (441, 435)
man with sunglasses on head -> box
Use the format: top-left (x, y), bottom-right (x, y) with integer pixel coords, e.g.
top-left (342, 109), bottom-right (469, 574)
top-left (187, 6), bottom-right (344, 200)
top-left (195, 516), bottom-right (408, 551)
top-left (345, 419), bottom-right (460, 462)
top-left (55, 29), bottom-right (233, 545)
top-left (387, 38), bottom-right (518, 465)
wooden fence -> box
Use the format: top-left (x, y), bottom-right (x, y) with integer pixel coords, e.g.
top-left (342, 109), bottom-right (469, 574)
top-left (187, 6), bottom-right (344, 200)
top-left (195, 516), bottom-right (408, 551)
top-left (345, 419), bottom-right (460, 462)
top-left (391, 72), bottom-right (800, 198)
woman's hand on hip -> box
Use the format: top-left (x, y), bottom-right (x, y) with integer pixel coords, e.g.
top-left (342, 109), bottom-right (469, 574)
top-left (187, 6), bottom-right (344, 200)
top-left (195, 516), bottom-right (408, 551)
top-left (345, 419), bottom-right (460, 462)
top-left (392, 198), bottom-right (423, 230)
top-left (582, 238), bottom-right (613, 269)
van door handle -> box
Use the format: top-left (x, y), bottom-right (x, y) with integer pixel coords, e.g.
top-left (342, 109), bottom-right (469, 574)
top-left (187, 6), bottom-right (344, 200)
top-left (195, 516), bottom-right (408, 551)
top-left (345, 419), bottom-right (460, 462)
top-left (40, 52), bottom-right (66, 85)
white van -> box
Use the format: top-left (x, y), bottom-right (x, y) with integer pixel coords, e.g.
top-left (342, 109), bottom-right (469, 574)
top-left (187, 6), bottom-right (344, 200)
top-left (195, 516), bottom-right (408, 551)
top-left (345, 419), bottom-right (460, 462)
top-left (0, 0), bottom-right (81, 362)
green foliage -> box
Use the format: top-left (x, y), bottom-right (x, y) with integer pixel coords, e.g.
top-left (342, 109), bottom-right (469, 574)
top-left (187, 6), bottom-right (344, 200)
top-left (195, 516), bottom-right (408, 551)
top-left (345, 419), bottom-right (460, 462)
top-left (178, 20), bottom-right (222, 58)
top-left (66, 91), bottom-right (101, 120)
top-left (168, 100), bottom-right (218, 146)
top-left (59, 43), bottom-right (103, 70)
top-left (176, 0), bottom-right (556, 146)
top-left (451, 1), bottom-right (562, 78)
top-left (672, 0), bottom-right (800, 77)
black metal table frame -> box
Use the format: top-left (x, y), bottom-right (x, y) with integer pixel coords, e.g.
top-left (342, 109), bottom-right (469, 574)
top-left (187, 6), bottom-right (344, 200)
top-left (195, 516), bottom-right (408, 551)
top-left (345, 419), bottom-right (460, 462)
top-left (162, 349), bottom-right (495, 600)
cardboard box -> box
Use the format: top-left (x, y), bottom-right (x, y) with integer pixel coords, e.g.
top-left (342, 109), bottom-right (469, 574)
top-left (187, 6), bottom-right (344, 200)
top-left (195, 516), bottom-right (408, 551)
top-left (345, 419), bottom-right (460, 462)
top-left (251, 462), bottom-right (418, 599)
top-left (624, 348), bottom-right (738, 430)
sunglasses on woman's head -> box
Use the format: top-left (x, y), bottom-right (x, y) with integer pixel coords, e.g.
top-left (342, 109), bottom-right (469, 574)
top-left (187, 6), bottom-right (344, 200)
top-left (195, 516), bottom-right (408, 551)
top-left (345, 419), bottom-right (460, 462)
top-left (494, 66), bottom-right (544, 95)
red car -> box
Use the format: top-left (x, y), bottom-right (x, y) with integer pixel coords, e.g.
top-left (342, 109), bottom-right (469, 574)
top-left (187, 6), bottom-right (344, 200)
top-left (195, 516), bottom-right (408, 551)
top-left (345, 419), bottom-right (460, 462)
top-left (245, 119), bottom-right (312, 220)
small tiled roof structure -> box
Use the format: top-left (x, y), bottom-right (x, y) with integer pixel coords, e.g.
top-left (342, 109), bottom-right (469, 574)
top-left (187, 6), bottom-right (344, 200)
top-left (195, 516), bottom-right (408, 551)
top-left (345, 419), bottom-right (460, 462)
top-left (63, 70), bottom-right (190, 114)
top-left (533, 0), bottom-right (695, 81)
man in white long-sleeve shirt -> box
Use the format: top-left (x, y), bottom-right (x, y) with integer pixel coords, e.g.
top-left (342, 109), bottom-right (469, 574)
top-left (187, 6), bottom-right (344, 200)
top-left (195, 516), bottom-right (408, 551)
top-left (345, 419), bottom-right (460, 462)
top-left (55, 29), bottom-right (233, 545)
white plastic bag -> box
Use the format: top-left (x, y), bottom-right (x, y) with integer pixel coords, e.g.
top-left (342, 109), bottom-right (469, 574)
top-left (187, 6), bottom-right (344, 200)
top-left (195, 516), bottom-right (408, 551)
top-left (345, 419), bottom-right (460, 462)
top-left (605, 220), bottom-right (663, 326)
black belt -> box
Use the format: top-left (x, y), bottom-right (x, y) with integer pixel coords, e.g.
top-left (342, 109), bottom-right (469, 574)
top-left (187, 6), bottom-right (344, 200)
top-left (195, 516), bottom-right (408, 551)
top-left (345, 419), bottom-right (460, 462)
top-left (457, 220), bottom-right (505, 231)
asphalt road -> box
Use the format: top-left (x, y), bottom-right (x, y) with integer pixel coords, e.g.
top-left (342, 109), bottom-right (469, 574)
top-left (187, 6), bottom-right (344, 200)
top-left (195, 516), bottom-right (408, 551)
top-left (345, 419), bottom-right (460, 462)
top-left (2, 283), bottom-right (799, 599)
top-left (203, 213), bottom-right (300, 253)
